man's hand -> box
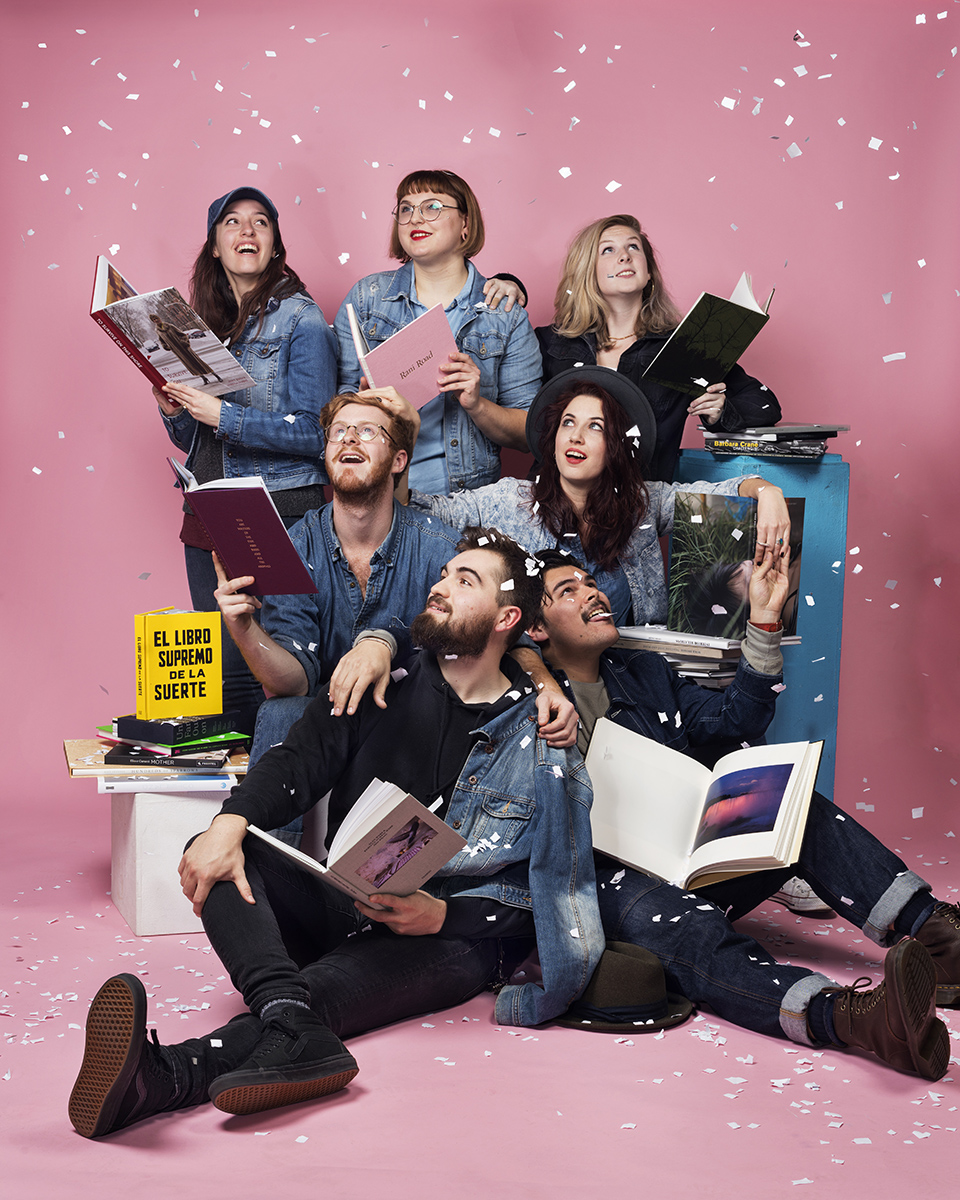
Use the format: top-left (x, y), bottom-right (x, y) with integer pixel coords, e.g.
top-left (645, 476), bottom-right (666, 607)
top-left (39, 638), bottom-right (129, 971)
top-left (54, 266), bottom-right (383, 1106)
top-left (328, 639), bottom-right (393, 716)
top-left (213, 553), bottom-right (261, 634)
top-left (177, 814), bottom-right (252, 918)
top-left (534, 685), bottom-right (578, 748)
top-left (354, 890), bottom-right (447, 936)
top-left (749, 545), bottom-right (791, 625)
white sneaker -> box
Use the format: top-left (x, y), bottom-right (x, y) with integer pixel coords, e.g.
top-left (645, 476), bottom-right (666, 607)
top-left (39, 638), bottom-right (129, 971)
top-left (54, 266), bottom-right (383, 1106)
top-left (771, 876), bottom-right (835, 917)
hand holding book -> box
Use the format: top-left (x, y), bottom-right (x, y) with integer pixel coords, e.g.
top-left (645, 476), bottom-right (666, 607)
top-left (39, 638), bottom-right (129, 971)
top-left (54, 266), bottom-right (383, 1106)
top-left (354, 889), bottom-right (447, 935)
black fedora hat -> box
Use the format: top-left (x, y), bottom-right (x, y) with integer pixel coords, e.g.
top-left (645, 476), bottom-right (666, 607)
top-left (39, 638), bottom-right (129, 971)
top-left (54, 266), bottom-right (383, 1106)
top-left (553, 941), bottom-right (693, 1034)
top-left (525, 366), bottom-right (658, 474)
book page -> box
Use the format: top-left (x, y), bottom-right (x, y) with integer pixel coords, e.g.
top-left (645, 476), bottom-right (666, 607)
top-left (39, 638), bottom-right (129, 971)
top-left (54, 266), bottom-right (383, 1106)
top-left (729, 271), bottom-right (764, 313)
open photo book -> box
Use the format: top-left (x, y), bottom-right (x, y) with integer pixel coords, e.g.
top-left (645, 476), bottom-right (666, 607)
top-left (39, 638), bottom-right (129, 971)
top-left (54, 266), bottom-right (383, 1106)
top-left (584, 719), bottom-right (823, 890)
top-left (346, 302), bottom-right (458, 409)
top-left (90, 256), bottom-right (255, 397)
top-left (247, 778), bottom-right (468, 906)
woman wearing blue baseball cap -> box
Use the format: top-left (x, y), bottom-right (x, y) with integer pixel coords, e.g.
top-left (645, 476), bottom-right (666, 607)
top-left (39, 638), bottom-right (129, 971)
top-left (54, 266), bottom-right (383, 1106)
top-left (155, 187), bottom-right (337, 727)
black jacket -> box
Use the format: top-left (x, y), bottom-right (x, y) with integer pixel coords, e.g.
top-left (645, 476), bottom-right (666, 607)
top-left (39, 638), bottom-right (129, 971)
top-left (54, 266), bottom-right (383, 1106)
top-left (536, 325), bottom-right (781, 482)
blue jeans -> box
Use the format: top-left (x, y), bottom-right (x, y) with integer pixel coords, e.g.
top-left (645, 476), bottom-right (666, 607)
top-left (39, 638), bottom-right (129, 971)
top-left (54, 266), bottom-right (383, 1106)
top-left (597, 792), bottom-right (932, 1045)
top-left (198, 834), bottom-right (529, 1029)
top-left (250, 695), bottom-right (314, 844)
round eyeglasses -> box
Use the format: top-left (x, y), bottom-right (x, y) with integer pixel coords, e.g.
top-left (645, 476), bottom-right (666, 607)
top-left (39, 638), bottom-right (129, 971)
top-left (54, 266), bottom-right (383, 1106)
top-left (327, 422), bottom-right (397, 445)
top-left (393, 199), bottom-right (461, 225)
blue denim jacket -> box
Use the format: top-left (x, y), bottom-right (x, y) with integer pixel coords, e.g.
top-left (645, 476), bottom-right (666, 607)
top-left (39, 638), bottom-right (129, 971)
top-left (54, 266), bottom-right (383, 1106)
top-left (163, 292), bottom-right (337, 488)
top-left (410, 474), bottom-right (745, 626)
top-left (260, 499), bottom-right (461, 694)
top-left (335, 261), bottom-right (542, 490)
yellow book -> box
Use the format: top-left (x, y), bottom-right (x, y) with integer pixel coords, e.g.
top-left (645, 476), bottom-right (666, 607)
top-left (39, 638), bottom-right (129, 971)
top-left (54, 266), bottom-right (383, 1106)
top-left (134, 608), bottom-right (222, 719)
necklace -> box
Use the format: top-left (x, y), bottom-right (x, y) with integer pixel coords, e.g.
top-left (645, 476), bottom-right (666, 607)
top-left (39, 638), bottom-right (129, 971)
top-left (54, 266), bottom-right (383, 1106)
top-left (606, 333), bottom-right (636, 342)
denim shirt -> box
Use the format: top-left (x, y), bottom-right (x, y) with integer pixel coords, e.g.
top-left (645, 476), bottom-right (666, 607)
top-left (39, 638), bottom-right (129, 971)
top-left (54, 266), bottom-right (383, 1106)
top-left (410, 474), bottom-right (746, 627)
top-left (221, 654), bottom-right (604, 1027)
top-left (163, 292), bottom-right (337, 488)
top-left (334, 261), bottom-right (542, 490)
top-left (260, 499), bottom-right (461, 694)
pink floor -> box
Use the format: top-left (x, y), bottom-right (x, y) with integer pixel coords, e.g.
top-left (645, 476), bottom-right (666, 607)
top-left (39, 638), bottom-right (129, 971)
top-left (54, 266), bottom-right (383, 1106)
top-left (5, 798), bottom-right (959, 1200)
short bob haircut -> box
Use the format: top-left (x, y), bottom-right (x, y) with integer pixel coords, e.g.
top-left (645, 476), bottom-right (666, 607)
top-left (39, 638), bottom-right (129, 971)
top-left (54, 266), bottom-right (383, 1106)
top-left (389, 169), bottom-right (486, 263)
top-left (551, 214), bottom-right (681, 350)
top-left (320, 392), bottom-right (417, 488)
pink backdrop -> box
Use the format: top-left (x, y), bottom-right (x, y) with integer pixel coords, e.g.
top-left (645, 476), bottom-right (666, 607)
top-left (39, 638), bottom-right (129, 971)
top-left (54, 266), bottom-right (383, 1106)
top-left (5, 1), bottom-right (958, 850)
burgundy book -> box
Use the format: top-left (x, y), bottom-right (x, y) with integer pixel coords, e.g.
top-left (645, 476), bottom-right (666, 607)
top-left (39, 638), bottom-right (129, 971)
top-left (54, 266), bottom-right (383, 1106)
top-left (168, 459), bottom-right (319, 597)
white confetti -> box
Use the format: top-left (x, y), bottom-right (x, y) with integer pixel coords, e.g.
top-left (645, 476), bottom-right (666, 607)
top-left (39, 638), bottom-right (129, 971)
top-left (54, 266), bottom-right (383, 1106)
top-left (913, 808), bottom-right (924, 819)
top-left (606, 180), bottom-right (622, 192)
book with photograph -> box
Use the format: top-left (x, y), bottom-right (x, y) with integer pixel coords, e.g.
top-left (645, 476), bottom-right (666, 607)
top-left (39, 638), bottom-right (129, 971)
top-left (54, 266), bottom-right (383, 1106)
top-left (667, 491), bottom-right (805, 639)
top-left (346, 302), bottom-right (458, 409)
top-left (90, 256), bottom-right (255, 396)
top-left (247, 778), bottom-right (467, 905)
top-left (585, 718), bottom-right (823, 890)
top-left (168, 458), bottom-right (319, 597)
top-left (642, 271), bottom-right (774, 396)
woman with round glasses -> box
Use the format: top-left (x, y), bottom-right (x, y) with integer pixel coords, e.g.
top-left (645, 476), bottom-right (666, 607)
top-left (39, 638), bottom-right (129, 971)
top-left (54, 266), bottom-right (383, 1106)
top-left (155, 186), bottom-right (338, 727)
top-left (536, 215), bottom-right (781, 482)
top-left (408, 367), bottom-right (789, 629)
top-left (334, 169), bottom-right (541, 494)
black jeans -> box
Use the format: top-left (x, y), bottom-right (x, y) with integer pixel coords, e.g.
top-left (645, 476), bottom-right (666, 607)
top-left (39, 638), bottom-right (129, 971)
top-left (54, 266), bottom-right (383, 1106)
top-left (200, 836), bottom-right (530, 1037)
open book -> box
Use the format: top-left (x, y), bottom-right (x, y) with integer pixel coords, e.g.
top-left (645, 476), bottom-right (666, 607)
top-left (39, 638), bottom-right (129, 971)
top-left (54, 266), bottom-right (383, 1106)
top-left (346, 302), bottom-right (458, 409)
top-left (642, 271), bottom-right (774, 396)
top-left (90, 256), bottom-right (255, 397)
top-left (168, 458), bottom-right (318, 597)
top-left (585, 719), bottom-right (822, 890)
top-left (247, 778), bottom-right (467, 905)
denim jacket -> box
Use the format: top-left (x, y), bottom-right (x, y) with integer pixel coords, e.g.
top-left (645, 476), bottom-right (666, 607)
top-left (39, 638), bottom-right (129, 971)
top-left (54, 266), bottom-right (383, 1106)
top-left (410, 474), bottom-right (746, 626)
top-left (334, 261), bottom-right (542, 490)
top-left (260, 499), bottom-right (461, 694)
top-left (221, 654), bottom-right (605, 1027)
top-left (163, 292), bottom-right (337, 488)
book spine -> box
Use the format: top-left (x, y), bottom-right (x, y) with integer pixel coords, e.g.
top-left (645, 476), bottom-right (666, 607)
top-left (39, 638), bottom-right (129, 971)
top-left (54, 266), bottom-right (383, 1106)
top-left (134, 613), bottom-right (146, 720)
top-left (90, 309), bottom-right (168, 391)
top-left (115, 713), bottom-right (238, 744)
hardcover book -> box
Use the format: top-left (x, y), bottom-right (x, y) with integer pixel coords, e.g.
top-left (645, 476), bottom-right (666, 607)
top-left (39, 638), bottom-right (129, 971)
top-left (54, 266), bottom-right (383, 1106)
top-left (168, 458), bottom-right (319, 598)
top-left (642, 271), bottom-right (773, 396)
top-left (346, 302), bottom-right (459, 409)
top-left (247, 777), bottom-right (467, 905)
top-left (585, 719), bottom-right (823, 890)
top-left (135, 608), bottom-right (222, 720)
top-left (667, 492), bottom-right (805, 639)
top-left (113, 712), bottom-right (240, 746)
top-left (90, 256), bottom-right (255, 396)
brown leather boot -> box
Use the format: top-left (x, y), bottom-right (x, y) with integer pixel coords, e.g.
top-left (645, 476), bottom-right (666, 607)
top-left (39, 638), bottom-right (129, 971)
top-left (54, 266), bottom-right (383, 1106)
top-left (913, 902), bottom-right (960, 1006)
top-left (823, 939), bottom-right (949, 1080)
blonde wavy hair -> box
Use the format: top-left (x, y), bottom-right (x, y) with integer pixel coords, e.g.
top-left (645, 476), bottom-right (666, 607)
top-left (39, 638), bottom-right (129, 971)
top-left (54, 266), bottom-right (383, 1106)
top-left (551, 215), bottom-right (681, 350)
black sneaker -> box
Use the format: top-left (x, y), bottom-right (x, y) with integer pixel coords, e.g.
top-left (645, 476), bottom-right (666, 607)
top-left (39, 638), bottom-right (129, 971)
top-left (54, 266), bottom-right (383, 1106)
top-left (208, 1005), bottom-right (359, 1116)
top-left (68, 974), bottom-right (180, 1138)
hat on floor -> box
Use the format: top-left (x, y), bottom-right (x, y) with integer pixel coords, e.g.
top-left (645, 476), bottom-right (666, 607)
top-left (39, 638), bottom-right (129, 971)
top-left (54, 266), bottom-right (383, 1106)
top-left (525, 366), bottom-right (657, 475)
top-left (553, 941), bottom-right (693, 1034)
top-left (207, 187), bottom-right (279, 233)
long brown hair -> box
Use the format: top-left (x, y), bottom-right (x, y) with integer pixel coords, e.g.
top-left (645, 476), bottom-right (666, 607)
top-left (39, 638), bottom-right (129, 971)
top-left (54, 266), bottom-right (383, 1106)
top-left (388, 169), bottom-right (485, 262)
top-left (552, 215), bottom-right (681, 350)
top-left (528, 382), bottom-right (649, 571)
top-left (189, 216), bottom-right (307, 345)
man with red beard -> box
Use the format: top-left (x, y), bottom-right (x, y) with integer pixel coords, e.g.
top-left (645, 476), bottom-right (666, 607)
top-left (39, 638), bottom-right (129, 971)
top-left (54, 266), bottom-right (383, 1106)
top-left (215, 392), bottom-right (571, 772)
top-left (68, 530), bottom-right (602, 1137)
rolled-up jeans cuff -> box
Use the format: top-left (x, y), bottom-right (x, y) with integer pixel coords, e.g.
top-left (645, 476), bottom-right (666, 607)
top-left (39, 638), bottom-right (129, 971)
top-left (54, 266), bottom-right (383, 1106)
top-left (863, 869), bottom-right (932, 947)
top-left (780, 973), bottom-right (836, 1045)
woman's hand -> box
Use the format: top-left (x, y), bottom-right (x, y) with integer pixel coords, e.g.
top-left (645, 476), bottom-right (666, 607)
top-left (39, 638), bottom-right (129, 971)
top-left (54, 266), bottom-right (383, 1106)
top-left (437, 351), bottom-right (482, 413)
top-left (356, 383), bottom-right (421, 440)
top-left (749, 545), bottom-right (791, 625)
top-left (482, 277), bottom-right (526, 312)
top-left (153, 385), bottom-right (182, 416)
top-left (687, 382), bottom-right (726, 426)
top-left (739, 479), bottom-right (791, 562)
top-left (158, 382), bottom-right (223, 428)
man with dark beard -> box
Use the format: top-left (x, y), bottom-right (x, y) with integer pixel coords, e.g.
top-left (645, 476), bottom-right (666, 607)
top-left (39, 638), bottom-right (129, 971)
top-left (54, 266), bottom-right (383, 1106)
top-left (214, 391), bottom-right (572, 764)
top-left (68, 530), bottom-right (602, 1138)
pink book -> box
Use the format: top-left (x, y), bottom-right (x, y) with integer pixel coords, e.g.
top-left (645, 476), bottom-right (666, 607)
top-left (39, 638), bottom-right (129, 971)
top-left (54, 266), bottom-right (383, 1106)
top-left (347, 302), bottom-right (459, 409)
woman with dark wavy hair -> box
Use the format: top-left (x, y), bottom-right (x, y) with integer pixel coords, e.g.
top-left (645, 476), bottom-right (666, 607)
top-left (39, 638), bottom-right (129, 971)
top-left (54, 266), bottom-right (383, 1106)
top-left (537, 215), bottom-right (781, 482)
top-left (154, 186), bottom-right (338, 727)
top-left (408, 367), bottom-right (789, 628)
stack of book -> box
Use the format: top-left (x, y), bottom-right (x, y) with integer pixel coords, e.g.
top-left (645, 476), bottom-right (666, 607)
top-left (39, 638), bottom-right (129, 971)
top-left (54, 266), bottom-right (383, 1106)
top-left (616, 625), bottom-right (800, 687)
top-left (701, 423), bottom-right (849, 460)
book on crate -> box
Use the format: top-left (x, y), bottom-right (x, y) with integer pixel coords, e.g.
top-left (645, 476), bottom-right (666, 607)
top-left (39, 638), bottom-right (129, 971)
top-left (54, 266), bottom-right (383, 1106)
top-left (642, 271), bottom-right (774, 396)
top-left (90, 256), bottom-right (255, 396)
top-left (585, 718), bottom-right (823, 890)
top-left (168, 458), bottom-right (319, 597)
top-left (97, 726), bottom-right (250, 757)
top-left (346, 302), bottom-right (458, 409)
top-left (667, 491), bottom-right (805, 639)
top-left (63, 738), bottom-right (248, 777)
top-left (247, 777), bottom-right (467, 905)
top-left (135, 608), bottom-right (222, 720)
top-left (113, 712), bottom-right (240, 746)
